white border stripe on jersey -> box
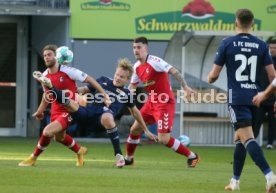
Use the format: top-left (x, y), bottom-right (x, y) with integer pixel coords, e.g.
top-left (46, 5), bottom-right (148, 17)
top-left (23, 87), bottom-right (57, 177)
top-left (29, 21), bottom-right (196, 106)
top-left (228, 106), bottom-right (237, 123)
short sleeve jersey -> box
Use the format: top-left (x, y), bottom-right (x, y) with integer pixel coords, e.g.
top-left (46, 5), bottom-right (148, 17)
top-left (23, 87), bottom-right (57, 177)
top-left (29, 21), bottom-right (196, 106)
top-left (131, 54), bottom-right (175, 103)
top-left (214, 33), bottom-right (273, 105)
top-left (43, 65), bottom-right (88, 114)
top-left (87, 76), bottom-right (135, 117)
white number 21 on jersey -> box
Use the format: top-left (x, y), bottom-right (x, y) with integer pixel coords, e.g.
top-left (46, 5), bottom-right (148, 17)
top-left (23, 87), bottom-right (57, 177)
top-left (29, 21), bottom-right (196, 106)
top-left (235, 54), bottom-right (257, 82)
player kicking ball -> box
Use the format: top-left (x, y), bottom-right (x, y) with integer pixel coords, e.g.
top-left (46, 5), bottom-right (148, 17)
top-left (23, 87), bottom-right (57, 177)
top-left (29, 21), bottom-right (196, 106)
top-left (18, 45), bottom-right (107, 167)
top-left (33, 58), bottom-right (158, 168)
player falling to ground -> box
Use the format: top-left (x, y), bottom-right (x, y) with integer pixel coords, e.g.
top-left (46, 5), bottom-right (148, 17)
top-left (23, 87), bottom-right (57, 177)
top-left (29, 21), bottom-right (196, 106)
top-left (208, 9), bottom-right (276, 192)
top-left (124, 36), bottom-right (200, 168)
top-left (19, 44), bottom-right (110, 167)
top-left (33, 58), bottom-right (158, 168)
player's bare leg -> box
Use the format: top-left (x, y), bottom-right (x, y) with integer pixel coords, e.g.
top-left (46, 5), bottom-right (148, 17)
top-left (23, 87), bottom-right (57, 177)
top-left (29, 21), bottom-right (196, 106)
top-left (18, 121), bottom-right (62, 167)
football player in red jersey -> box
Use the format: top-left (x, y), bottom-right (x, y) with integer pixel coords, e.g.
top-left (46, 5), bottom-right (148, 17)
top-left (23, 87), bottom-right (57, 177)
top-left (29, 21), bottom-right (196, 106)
top-left (19, 44), bottom-right (110, 167)
top-left (124, 37), bottom-right (200, 168)
top-left (31, 58), bottom-right (158, 168)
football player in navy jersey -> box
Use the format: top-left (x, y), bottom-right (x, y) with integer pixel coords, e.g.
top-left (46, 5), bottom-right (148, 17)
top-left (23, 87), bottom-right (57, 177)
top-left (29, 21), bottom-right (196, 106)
top-left (208, 9), bottom-right (276, 192)
top-left (35, 58), bottom-right (157, 168)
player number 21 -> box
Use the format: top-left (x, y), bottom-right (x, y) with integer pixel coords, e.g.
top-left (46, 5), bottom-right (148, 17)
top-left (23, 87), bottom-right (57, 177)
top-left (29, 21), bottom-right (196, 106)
top-left (235, 54), bottom-right (257, 82)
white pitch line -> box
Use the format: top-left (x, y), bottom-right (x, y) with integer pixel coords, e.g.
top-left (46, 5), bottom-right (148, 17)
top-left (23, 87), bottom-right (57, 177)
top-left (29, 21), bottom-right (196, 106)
top-left (0, 156), bottom-right (114, 163)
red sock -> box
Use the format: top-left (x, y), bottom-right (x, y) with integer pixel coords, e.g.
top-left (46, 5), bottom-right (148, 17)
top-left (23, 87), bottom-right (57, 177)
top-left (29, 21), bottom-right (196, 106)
top-left (59, 134), bottom-right (80, 153)
top-left (166, 137), bottom-right (191, 157)
top-left (126, 133), bottom-right (140, 157)
top-left (33, 134), bottom-right (51, 157)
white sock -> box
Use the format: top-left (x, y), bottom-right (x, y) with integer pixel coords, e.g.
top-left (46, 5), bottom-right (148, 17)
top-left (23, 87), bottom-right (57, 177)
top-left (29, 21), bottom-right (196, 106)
top-left (231, 178), bottom-right (239, 183)
top-left (188, 152), bottom-right (196, 159)
top-left (265, 171), bottom-right (274, 182)
top-left (125, 155), bottom-right (133, 161)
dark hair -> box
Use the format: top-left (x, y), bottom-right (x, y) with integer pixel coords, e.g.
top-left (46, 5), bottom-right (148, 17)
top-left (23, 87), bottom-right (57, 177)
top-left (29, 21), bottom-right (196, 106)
top-left (236, 9), bottom-right (254, 28)
top-left (134, 37), bottom-right (148, 45)
top-left (267, 37), bottom-right (276, 44)
top-left (42, 44), bottom-right (58, 55)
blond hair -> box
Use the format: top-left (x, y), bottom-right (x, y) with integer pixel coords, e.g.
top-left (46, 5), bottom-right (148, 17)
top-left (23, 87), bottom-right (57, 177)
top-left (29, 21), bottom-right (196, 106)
top-left (117, 58), bottom-right (133, 78)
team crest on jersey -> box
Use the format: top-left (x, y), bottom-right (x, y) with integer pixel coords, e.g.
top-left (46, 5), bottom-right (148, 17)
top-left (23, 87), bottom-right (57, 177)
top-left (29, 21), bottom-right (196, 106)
top-left (62, 113), bottom-right (69, 117)
top-left (60, 77), bottom-right (64, 82)
top-left (116, 88), bottom-right (126, 96)
top-left (146, 68), bottom-right (150, 73)
top-left (103, 106), bottom-right (110, 111)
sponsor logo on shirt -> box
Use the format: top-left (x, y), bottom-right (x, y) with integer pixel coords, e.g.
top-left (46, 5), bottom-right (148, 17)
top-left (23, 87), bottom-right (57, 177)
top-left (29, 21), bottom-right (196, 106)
top-left (143, 80), bottom-right (155, 87)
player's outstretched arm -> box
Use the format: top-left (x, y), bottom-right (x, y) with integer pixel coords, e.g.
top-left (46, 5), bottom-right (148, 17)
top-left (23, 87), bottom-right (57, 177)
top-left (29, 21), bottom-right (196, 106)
top-left (169, 67), bottom-right (195, 96)
top-left (207, 64), bottom-right (223, 84)
top-left (128, 106), bottom-right (158, 142)
top-left (253, 81), bottom-right (276, 107)
top-left (32, 93), bottom-right (49, 120)
top-left (84, 75), bottom-right (111, 107)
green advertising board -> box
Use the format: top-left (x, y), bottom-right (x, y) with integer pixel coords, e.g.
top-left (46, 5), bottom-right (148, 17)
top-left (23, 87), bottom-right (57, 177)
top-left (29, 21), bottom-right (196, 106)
top-left (70, 0), bottom-right (276, 40)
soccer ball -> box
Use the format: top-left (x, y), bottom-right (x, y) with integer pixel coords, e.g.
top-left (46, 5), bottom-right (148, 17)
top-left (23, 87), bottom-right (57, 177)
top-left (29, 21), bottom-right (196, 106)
top-left (178, 135), bottom-right (191, 147)
top-left (55, 46), bottom-right (73, 65)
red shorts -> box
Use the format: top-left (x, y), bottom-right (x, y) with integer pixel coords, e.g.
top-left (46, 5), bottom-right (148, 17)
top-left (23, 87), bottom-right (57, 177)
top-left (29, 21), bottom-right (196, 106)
top-left (50, 112), bottom-right (72, 130)
top-left (140, 101), bottom-right (175, 133)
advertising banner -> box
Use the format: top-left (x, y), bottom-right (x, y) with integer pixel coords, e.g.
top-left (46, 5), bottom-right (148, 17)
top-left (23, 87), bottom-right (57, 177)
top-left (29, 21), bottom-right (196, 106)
top-left (70, 0), bottom-right (276, 40)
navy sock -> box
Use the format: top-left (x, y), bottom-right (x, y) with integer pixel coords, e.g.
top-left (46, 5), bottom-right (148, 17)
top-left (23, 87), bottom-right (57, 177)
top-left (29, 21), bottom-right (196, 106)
top-left (106, 127), bottom-right (122, 156)
top-left (50, 87), bottom-right (70, 105)
top-left (245, 138), bottom-right (272, 175)
top-left (233, 140), bottom-right (246, 180)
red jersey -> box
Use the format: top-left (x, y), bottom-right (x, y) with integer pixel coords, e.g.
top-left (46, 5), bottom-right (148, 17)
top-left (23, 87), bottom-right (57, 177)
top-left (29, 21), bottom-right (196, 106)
top-left (131, 55), bottom-right (175, 103)
top-left (43, 65), bottom-right (87, 117)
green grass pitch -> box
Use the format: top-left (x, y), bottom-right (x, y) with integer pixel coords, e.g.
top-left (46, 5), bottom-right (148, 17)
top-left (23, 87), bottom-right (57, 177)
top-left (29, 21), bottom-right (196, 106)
top-left (0, 138), bottom-right (275, 193)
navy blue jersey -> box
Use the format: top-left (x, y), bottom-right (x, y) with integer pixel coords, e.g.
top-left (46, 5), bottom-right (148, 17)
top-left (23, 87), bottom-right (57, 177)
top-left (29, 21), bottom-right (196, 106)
top-left (86, 76), bottom-right (135, 117)
top-left (214, 33), bottom-right (273, 105)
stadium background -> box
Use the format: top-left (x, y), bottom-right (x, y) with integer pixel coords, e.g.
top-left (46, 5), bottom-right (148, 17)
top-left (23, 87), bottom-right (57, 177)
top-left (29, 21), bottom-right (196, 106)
top-left (0, 0), bottom-right (275, 146)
